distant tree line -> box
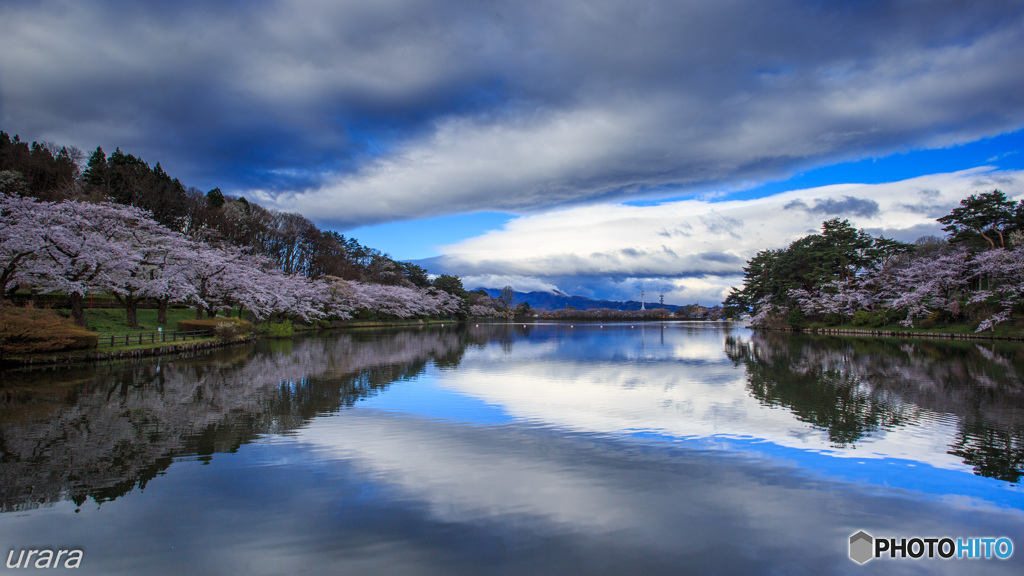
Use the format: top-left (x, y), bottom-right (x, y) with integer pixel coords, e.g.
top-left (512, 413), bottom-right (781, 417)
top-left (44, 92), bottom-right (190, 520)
top-left (724, 190), bottom-right (1024, 332)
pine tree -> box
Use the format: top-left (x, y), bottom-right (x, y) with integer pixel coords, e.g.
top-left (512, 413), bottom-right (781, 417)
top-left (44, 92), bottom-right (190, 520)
top-left (83, 146), bottom-right (107, 189)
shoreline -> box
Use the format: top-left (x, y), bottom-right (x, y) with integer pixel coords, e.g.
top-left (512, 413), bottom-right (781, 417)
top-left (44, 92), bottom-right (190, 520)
top-left (759, 325), bottom-right (1024, 342)
top-left (17, 318), bottom-right (1014, 370)
top-left (2, 319), bottom-right (462, 369)
top-left (1, 336), bottom-right (257, 369)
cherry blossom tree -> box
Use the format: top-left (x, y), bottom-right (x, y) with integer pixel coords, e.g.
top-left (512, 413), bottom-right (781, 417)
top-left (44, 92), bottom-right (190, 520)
top-left (884, 246), bottom-right (972, 327)
top-left (968, 247), bottom-right (1024, 331)
top-left (0, 194), bottom-right (54, 297)
top-left (331, 281), bottom-right (461, 319)
top-left (23, 201), bottom-right (152, 327)
top-left (103, 214), bottom-right (200, 327)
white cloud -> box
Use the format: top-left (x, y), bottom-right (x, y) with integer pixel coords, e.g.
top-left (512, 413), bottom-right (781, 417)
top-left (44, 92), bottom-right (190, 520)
top-left (460, 274), bottom-right (562, 294)
top-left (432, 168), bottom-right (1024, 304)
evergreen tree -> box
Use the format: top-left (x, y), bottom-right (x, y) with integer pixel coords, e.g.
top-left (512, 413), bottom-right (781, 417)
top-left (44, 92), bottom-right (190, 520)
top-left (206, 187), bottom-right (225, 208)
top-left (83, 146), bottom-right (107, 189)
top-left (938, 189), bottom-right (1018, 250)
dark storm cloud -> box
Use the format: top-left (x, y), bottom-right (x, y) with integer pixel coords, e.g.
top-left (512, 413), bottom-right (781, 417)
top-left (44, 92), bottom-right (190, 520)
top-left (784, 195), bottom-right (880, 218)
top-left (3, 1), bottom-right (1024, 225)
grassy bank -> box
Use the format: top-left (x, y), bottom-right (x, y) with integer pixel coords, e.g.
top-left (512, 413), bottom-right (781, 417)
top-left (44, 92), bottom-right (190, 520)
top-left (85, 307), bottom-right (202, 336)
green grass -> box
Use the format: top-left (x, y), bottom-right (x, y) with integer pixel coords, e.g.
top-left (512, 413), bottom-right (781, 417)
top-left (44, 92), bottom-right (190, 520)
top-left (84, 307), bottom-right (198, 337)
top-left (84, 307), bottom-right (220, 350)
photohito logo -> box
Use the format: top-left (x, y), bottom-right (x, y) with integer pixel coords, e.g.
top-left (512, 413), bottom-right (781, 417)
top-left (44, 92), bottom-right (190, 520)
top-left (849, 531), bottom-right (1013, 564)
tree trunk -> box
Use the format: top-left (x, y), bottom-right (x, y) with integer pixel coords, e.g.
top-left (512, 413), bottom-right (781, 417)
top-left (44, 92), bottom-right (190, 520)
top-left (157, 299), bottom-right (169, 325)
top-left (979, 230), bottom-right (997, 250)
top-left (69, 292), bottom-right (87, 328)
top-left (125, 297), bottom-right (138, 328)
top-left (195, 307), bottom-right (203, 320)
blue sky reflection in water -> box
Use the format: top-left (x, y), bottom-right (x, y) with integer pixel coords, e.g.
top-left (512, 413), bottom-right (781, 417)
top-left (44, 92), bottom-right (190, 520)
top-left (1, 324), bottom-right (1023, 574)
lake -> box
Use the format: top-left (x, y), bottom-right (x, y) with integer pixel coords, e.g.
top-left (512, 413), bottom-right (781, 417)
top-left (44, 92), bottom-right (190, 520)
top-left (1, 322), bottom-right (1022, 574)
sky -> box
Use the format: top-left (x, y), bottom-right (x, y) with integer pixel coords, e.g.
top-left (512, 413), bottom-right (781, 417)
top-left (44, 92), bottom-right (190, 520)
top-left (3, 0), bottom-right (1024, 305)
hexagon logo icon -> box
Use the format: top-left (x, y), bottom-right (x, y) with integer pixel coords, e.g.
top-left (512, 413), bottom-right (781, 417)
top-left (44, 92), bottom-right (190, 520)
top-left (849, 531), bottom-right (874, 564)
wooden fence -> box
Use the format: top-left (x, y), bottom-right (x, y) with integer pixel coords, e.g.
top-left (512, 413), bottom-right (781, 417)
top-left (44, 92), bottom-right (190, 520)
top-left (97, 330), bottom-right (212, 348)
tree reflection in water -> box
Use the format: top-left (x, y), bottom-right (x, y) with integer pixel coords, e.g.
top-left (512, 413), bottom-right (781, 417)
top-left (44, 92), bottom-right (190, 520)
top-left (726, 331), bottom-right (1024, 483)
top-left (0, 326), bottom-right (490, 512)
top-left (5, 323), bottom-right (1024, 518)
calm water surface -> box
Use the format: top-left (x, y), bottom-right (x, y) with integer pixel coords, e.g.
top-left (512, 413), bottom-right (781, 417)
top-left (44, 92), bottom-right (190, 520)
top-left (1, 322), bottom-right (1023, 574)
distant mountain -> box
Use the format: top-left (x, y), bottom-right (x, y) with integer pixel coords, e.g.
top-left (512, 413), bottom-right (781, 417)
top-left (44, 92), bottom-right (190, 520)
top-left (481, 289), bottom-right (680, 312)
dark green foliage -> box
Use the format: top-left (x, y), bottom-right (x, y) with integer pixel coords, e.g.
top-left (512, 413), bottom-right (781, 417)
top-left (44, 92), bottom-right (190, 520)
top-left (0, 131), bottom-right (79, 200)
top-left (846, 309), bottom-right (893, 328)
top-left (722, 287), bottom-right (748, 317)
top-left (399, 262), bottom-right (431, 288)
top-left (823, 313), bottom-right (843, 326)
top-left (851, 311), bottom-right (872, 326)
top-left (83, 146), bottom-right (107, 190)
top-left (206, 187), bottom-right (225, 208)
top-left (786, 307), bottom-right (806, 329)
top-left (433, 274), bottom-right (468, 298)
top-left (937, 189), bottom-right (1020, 250)
top-left (730, 218), bottom-right (901, 314)
top-left (515, 301), bottom-right (531, 316)
top-left (869, 309), bottom-right (896, 327)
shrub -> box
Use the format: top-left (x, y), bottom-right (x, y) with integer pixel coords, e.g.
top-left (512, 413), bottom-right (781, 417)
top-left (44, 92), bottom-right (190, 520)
top-left (919, 317), bottom-right (936, 329)
top-left (786, 307), bottom-right (806, 329)
top-left (177, 317), bottom-right (255, 341)
top-left (851, 311), bottom-right (872, 326)
top-left (823, 312), bottom-right (843, 326)
top-left (265, 320), bottom-right (294, 338)
top-left (213, 322), bottom-right (251, 342)
top-left (0, 303), bottom-right (98, 356)
top-left (868, 311), bottom-right (889, 328)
